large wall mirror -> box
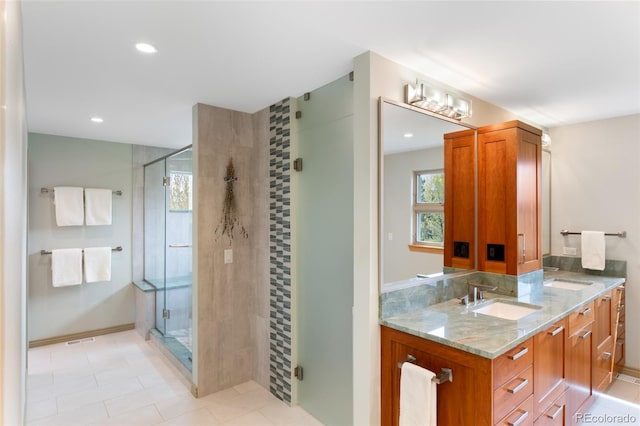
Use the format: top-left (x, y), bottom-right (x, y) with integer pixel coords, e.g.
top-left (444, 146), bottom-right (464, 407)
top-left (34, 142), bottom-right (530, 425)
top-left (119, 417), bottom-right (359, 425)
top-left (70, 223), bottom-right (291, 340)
top-left (380, 98), bottom-right (477, 288)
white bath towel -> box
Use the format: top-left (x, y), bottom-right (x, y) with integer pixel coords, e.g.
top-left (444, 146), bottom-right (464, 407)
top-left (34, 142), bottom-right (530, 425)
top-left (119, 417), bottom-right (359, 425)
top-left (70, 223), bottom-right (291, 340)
top-left (84, 247), bottom-right (112, 283)
top-left (581, 230), bottom-right (605, 271)
top-left (51, 248), bottom-right (83, 287)
top-left (399, 362), bottom-right (437, 426)
top-left (54, 187), bottom-right (84, 226)
top-left (85, 188), bottom-right (112, 226)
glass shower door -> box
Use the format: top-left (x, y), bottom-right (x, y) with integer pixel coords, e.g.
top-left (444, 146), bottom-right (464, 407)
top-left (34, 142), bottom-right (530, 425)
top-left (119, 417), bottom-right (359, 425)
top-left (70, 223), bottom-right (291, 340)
top-left (164, 148), bottom-right (193, 350)
top-left (143, 147), bottom-right (193, 352)
top-left (144, 159), bottom-right (168, 334)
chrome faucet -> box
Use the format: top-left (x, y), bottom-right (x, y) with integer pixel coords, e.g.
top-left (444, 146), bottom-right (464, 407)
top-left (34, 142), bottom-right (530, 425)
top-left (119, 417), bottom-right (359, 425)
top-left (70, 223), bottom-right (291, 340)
top-left (459, 282), bottom-right (498, 304)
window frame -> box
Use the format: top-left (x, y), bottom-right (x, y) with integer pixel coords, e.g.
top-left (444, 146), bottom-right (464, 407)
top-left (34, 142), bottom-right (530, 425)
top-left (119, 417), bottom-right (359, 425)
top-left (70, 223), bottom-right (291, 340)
top-left (411, 169), bottom-right (445, 252)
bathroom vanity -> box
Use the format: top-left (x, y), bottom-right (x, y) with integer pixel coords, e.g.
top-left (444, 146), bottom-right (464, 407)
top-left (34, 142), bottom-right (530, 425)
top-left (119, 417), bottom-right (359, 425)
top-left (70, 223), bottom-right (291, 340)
top-left (380, 273), bottom-right (626, 426)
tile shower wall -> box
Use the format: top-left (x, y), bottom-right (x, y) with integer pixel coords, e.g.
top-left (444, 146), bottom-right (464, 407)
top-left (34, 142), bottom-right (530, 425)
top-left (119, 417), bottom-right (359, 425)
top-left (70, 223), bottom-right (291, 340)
top-left (268, 98), bottom-right (293, 404)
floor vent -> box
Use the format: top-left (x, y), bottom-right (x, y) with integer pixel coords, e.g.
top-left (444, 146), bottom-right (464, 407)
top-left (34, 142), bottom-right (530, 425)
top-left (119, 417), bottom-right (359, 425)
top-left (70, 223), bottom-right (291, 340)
top-left (65, 337), bottom-right (96, 346)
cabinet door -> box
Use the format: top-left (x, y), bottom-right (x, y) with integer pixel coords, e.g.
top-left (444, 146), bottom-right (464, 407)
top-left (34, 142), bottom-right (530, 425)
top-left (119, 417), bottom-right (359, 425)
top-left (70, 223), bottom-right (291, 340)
top-left (534, 319), bottom-right (567, 419)
top-left (477, 121), bottom-right (541, 275)
top-left (565, 324), bottom-right (593, 420)
top-left (594, 291), bottom-right (613, 348)
top-left (381, 326), bottom-right (493, 426)
top-left (444, 129), bottom-right (476, 270)
top-left (612, 285), bottom-right (626, 373)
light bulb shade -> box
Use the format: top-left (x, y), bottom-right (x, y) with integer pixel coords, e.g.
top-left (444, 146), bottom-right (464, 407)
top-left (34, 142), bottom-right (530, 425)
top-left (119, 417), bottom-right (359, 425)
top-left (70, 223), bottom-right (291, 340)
top-left (404, 82), bottom-right (472, 120)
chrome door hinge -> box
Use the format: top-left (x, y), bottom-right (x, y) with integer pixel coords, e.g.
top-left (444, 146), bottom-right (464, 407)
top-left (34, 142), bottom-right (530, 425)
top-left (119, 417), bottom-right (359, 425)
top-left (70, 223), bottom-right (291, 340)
top-left (162, 176), bottom-right (170, 187)
top-left (162, 309), bottom-right (171, 319)
top-left (294, 365), bottom-right (303, 381)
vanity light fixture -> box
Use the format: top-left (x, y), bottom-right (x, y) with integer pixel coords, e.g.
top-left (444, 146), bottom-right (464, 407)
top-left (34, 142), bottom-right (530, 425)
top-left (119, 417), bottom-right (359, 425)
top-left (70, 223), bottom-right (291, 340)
top-left (542, 132), bottom-right (552, 147)
top-left (405, 81), bottom-right (472, 120)
top-left (90, 117), bottom-right (104, 123)
top-left (135, 42), bottom-right (158, 54)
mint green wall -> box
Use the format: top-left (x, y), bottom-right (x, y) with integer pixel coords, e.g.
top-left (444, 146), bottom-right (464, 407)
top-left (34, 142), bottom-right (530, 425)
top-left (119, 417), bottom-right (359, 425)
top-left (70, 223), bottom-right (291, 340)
top-left (27, 133), bottom-right (134, 342)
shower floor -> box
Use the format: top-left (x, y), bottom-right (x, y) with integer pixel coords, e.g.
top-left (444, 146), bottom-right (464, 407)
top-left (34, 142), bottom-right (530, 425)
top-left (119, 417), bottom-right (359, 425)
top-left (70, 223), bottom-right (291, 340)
top-left (168, 327), bottom-right (192, 352)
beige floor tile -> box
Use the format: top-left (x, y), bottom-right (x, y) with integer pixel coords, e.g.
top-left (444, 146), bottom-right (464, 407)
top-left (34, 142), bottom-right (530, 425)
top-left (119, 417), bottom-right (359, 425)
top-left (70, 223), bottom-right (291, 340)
top-left (259, 400), bottom-right (323, 426)
top-left (89, 404), bottom-right (164, 426)
top-left (158, 407), bottom-right (221, 426)
top-left (606, 378), bottom-right (640, 403)
top-left (27, 401), bottom-right (109, 426)
top-left (154, 394), bottom-right (211, 421)
top-left (26, 397), bottom-right (58, 423)
top-left (56, 377), bottom-right (143, 413)
top-left (220, 410), bottom-right (275, 426)
top-left (205, 388), bottom-right (275, 423)
top-left (104, 380), bottom-right (190, 417)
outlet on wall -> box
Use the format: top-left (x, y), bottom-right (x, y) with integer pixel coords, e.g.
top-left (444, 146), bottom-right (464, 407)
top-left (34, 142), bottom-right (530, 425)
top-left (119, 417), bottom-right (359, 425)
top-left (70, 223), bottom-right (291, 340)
top-left (562, 246), bottom-right (577, 255)
top-left (224, 249), bottom-right (233, 264)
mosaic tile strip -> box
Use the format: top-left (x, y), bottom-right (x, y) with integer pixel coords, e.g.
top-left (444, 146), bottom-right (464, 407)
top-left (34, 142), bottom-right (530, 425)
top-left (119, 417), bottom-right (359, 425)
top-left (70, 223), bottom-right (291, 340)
top-left (269, 98), bottom-right (292, 404)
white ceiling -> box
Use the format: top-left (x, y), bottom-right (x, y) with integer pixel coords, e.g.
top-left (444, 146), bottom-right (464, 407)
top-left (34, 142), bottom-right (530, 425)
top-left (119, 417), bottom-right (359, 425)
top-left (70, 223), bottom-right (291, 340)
top-left (21, 1), bottom-right (640, 149)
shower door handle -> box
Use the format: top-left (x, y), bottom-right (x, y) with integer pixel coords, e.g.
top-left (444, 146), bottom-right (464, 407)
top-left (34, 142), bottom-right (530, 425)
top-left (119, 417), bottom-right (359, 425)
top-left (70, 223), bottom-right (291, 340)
top-left (168, 244), bottom-right (192, 248)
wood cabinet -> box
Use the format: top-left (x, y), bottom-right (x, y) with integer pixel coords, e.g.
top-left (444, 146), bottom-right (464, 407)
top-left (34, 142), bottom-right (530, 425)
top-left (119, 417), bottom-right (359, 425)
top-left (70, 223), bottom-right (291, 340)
top-left (612, 285), bottom-right (625, 373)
top-left (443, 129), bottom-right (476, 270)
top-left (477, 121), bottom-right (542, 275)
top-left (381, 325), bottom-right (532, 426)
top-left (381, 285), bottom-right (626, 426)
top-left (593, 291), bottom-right (615, 393)
top-left (534, 318), bottom-right (568, 422)
top-left (565, 302), bottom-right (594, 423)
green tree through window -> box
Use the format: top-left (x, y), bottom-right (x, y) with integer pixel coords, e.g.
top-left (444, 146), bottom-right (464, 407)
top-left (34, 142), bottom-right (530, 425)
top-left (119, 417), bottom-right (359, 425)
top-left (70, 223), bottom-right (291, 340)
top-left (414, 170), bottom-right (444, 245)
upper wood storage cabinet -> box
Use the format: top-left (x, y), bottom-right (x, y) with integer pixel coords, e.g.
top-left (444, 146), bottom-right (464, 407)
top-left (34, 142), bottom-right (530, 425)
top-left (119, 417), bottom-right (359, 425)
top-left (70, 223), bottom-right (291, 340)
top-left (444, 128), bottom-right (476, 270)
top-left (477, 120), bottom-right (542, 275)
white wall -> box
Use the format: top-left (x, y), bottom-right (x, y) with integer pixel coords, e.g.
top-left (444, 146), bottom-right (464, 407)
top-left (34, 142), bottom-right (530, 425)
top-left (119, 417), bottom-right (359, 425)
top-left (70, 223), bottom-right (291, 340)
top-left (550, 114), bottom-right (640, 370)
top-left (383, 147), bottom-right (444, 282)
top-left (0, 0), bottom-right (28, 423)
top-left (28, 134), bottom-right (134, 342)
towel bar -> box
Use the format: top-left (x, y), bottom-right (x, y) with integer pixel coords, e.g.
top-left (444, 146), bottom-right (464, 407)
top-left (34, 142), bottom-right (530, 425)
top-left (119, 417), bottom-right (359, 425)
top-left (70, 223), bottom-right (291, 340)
top-left (41, 187), bottom-right (123, 196)
top-left (560, 229), bottom-right (626, 238)
top-left (40, 246), bottom-right (123, 255)
top-left (397, 354), bottom-right (454, 384)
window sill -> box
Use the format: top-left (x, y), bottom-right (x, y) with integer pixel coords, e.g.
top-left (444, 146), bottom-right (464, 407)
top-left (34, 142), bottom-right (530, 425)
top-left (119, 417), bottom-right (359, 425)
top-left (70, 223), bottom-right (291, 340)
top-left (408, 244), bottom-right (444, 254)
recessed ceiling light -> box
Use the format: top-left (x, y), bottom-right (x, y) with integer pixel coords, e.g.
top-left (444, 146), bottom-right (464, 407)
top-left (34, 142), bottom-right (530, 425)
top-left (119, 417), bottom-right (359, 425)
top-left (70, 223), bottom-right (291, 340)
top-left (91, 117), bottom-right (104, 123)
top-left (403, 133), bottom-right (414, 138)
top-left (135, 42), bottom-right (157, 54)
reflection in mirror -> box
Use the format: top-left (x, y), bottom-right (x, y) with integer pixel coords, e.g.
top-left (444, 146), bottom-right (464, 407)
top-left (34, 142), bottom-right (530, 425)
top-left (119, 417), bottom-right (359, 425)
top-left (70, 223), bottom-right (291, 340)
top-left (380, 100), bottom-right (476, 287)
top-left (541, 149), bottom-right (551, 255)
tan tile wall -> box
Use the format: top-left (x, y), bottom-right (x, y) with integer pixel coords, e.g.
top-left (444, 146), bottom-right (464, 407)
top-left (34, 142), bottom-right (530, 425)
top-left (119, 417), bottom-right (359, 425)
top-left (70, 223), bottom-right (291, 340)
top-left (193, 103), bottom-right (269, 396)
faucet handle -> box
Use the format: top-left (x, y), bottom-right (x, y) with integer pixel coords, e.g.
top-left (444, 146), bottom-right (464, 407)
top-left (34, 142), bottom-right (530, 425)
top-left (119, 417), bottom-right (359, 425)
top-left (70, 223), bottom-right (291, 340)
top-left (459, 294), bottom-right (469, 305)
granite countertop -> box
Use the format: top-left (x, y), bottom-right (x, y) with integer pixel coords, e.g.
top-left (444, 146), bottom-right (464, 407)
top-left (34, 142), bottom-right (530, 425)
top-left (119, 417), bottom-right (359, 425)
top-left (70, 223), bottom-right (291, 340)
top-left (380, 270), bottom-right (625, 359)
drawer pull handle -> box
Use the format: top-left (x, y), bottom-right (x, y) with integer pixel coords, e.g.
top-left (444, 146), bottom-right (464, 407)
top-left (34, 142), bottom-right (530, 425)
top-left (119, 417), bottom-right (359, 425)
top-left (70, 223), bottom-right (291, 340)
top-left (617, 286), bottom-right (625, 291)
top-left (579, 307), bottom-right (592, 316)
top-left (602, 295), bottom-right (612, 301)
top-left (580, 330), bottom-right (592, 340)
top-left (507, 378), bottom-right (529, 394)
top-left (507, 410), bottom-right (529, 426)
top-left (548, 326), bottom-right (564, 336)
top-left (602, 352), bottom-right (612, 361)
top-left (545, 404), bottom-right (563, 420)
top-left (508, 347), bottom-right (529, 361)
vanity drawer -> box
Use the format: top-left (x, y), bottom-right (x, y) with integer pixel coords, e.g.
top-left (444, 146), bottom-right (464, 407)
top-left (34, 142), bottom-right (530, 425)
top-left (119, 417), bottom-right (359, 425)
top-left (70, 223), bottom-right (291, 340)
top-left (534, 392), bottom-right (565, 426)
top-left (494, 365), bottom-right (534, 422)
top-left (496, 395), bottom-right (534, 426)
top-left (494, 338), bottom-right (533, 389)
top-left (568, 301), bottom-right (594, 336)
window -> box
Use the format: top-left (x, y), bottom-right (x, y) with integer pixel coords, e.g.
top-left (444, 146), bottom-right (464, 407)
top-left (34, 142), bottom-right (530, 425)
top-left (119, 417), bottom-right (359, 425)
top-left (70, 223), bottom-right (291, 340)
top-left (413, 169), bottom-right (444, 248)
top-left (169, 172), bottom-right (193, 211)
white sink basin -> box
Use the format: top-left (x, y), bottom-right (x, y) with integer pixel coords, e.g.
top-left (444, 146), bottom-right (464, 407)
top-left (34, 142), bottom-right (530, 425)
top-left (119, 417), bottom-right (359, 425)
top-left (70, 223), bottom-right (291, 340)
top-left (544, 279), bottom-right (593, 291)
top-left (472, 301), bottom-right (541, 321)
